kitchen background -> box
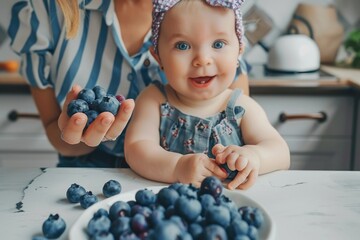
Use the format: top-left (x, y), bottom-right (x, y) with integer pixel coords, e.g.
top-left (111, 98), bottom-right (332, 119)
top-left (0, 0), bottom-right (360, 169)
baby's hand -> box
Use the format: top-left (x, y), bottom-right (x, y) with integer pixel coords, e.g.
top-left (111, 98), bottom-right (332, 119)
top-left (58, 85), bottom-right (135, 147)
top-left (212, 144), bottom-right (260, 190)
top-left (174, 153), bottom-right (227, 187)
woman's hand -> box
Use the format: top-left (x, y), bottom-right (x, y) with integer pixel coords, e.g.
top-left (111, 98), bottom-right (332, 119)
top-left (174, 153), bottom-right (227, 187)
top-left (58, 85), bottom-right (135, 147)
top-left (212, 144), bottom-right (260, 190)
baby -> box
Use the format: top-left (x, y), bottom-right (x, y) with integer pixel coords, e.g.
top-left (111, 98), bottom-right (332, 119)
top-left (125, 0), bottom-right (290, 189)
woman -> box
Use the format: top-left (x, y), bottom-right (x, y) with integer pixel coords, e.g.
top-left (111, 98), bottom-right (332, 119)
top-left (8, 0), bottom-right (249, 167)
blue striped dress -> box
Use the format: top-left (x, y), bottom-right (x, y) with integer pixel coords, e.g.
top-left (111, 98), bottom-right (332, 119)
top-left (8, 0), bottom-right (247, 162)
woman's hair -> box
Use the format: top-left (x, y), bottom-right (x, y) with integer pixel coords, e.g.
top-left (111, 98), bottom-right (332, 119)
top-left (56, 0), bottom-right (80, 39)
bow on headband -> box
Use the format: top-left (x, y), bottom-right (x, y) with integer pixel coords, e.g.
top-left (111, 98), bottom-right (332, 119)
top-left (152, 0), bottom-right (245, 52)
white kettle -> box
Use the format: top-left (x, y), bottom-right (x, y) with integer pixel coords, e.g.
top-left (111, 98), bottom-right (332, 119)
top-left (266, 34), bottom-right (320, 73)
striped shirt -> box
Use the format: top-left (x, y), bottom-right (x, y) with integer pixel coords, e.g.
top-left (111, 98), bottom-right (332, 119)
top-left (8, 0), bottom-right (247, 157)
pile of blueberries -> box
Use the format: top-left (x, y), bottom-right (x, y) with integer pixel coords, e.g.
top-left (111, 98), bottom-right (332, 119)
top-left (35, 180), bottom-right (122, 239)
top-left (84, 176), bottom-right (264, 240)
top-left (67, 85), bottom-right (125, 127)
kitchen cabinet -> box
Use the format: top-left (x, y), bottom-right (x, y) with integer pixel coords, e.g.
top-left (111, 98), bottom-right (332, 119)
top-left (354, 96), bottom-right (360, 170)
top-left (0, 93), bottom-right (57, 167)
top-left (252, 94), bottom-right (354, 170)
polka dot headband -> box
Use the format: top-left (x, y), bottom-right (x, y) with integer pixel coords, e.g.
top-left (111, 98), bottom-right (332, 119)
top-left (152, 0), bottom-right (245, 53)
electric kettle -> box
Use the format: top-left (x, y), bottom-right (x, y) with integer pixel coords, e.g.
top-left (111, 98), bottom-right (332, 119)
top-left (266, 34), bottom-right (320, 73)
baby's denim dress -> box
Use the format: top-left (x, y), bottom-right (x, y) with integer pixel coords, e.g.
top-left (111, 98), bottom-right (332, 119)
top-left (155, 82), bottom-right (245, 179)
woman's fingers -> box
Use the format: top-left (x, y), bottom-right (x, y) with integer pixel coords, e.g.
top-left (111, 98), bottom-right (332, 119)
top-left (105, 99), bottom-right (135, 140)
top-left (60, 112), bottom-right (87, 144)
top-left (58, 85), bottom-right (82, 131)
top-left (82, 112), bottom-right (114, 146)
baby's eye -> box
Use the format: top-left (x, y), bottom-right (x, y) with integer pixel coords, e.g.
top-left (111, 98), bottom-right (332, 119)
top-left (175, 42), bottom-right (190, 50)
top-left (213, 40), bottom-right (225, 49)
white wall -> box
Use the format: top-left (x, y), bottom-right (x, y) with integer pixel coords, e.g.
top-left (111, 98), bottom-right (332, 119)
top-left (0, 0), bottom-right (20, 61)
top-left (243, 0), bottom-right (360, 65)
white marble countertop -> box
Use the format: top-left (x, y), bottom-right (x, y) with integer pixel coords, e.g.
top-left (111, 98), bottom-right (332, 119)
top-left (0, 168), bottom-right (359, 239)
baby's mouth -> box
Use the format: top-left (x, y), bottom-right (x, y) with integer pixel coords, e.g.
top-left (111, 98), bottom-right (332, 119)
top-left (190, 76), bottom-right (214, 85)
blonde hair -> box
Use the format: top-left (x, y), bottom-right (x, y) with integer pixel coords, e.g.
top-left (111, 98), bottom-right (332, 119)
top-left (56, 0), bottom-right (80, 39)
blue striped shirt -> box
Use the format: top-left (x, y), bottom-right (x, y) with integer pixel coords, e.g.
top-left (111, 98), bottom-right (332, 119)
top-left (8, 0), bottom-right (247, 157)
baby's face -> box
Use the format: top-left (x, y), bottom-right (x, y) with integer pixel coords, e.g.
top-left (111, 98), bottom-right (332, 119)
top-left (157, 1), bottom-right (240, 101)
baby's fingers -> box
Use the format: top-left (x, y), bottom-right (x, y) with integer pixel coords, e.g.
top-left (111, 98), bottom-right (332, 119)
top-left (237, 171), bottom-right (258, 190)
top-left (228, 165), bottom-right (252, 190)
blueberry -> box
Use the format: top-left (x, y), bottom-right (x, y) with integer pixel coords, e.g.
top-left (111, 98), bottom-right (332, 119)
top-left (130, 205), bottom-right (152, 218)
top-left (176, 184), bottom-right (198, 198)
top-left (156, 187), bottom-right (179, 208)
top-left (131, 213), bottom-right (149, 233)
top-left (199, 193), bottom-right (216, 215)
top-left (115, 94), bottom-right (126, 103)
top-left (66, 183), bottom-right (86, 203)
top-left (188, 223), bottom-right (203, 239)
top-left (110, 216), bottom-right (131, 238)
top-left (42, 213), bottom-right (66, 239)
top-left (89, 98), bottom-right (102, 111)
top-left (109, 201), bottom-right (131, 220)
top-left (227, 218), bottom-right (249, 238)
top-left (220, 163), bottom-right (238, 180)
top-left (247, 225), bottom-right (259, 240)
top-left (90, 231), bottom-right (115, 240)
top-left (85, 110), bottom-right (99, 127)
top-left (199, 176), bottom-right (223, 199)
top-left (201, 224), bottom-right (227, 240)
top-left (94, 208), bottom-right (110, 218)
top-left (102, 180), bottom-right (122, 198)
top-left (239, 206), bottom-right (264, 228)
top-left (135, 189), bottom-right (156, 206)
top-left (149, 208), bottom-right (165, 227)
top-left (32, 236), bottom-right (48, 240)
top-left (80, 191), bottom-right (98, 209)
top-left (152, 220), bottom-right (182, 240)
top-left (174, 195), bottom-right (202, 223)
top-left (93, 85), bottom-right (107, 100)
top-left (234, 235), bottom-right (251, 240)
top-left (78, 88), bottom-right (96, 104)
top-left (87, 214), bottom-right (111, 236)
top-left (67, 99), bottom-right (89, 117)
top-left (205, 205), bottom-right (231, 228)
top-left (97, 96), bottom-right (120, 115)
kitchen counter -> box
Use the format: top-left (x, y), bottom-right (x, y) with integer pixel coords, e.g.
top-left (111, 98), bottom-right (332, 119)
top-left (0, 168), bottom-right (359, 239)
top-left (1, 65), bottom-right (359, 94)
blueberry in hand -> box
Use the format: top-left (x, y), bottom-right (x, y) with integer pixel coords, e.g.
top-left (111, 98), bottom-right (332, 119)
top-left (67, 99), bottom-right (89, 117)
top-left (80, 191), bottom-right (98, 209)
top-left (102, 180), bottom-right (122, 198)
top-left (89, 98), bottom-right (102, 112)
top-left (66, 183), bottom-right (86, 203)
top-left (97, 96), bottom-right (120, 115)
top-left (115, 94), bottom-right (126, 103)
top-left (93, 85), bottom-right (107, 100)
top-left (42, 213), bottom-right (66, 239)
top-left (78, 88), bottom-right (96, 104)
top-left (85, 110), bottom-right (99, 127)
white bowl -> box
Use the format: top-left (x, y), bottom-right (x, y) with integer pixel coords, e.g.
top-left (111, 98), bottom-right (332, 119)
top-left (69, 186), bottom-right (276, 240)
